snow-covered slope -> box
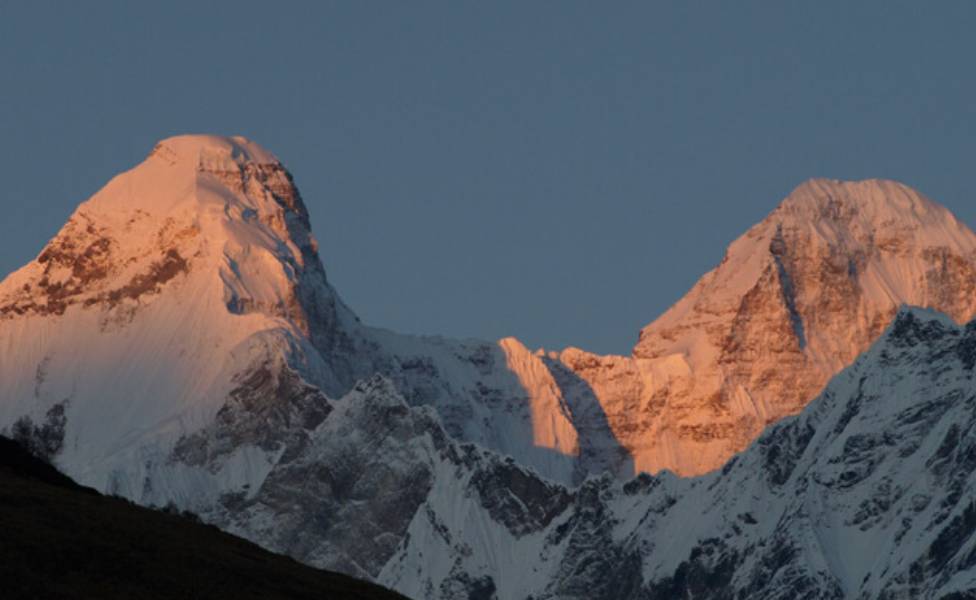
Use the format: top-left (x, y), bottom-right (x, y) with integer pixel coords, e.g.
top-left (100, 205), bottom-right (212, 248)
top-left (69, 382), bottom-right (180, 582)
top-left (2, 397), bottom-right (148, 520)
top-left (378, 307), bottom-right (976, 599)
top-left (69, 302), bottom-right (974, 599)
top-left (3, 135), bottom-right (976, 598)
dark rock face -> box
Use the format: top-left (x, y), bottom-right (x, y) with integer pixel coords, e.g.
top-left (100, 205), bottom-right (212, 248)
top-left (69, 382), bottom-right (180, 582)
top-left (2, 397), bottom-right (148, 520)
top-left (0, 219), bottom-right (115, 317)
top-left (173, 355), bottom-right (332, 468)
top-left (439, 571), bottom-right (497, 600)
top-left (0, 213), bottom-right (192, 319)
top-left (200, 376), bottom-right (444, 581)
top-left (4, 401), bottom-right (68, 463)
top-left (103, 249), bottom-right (188, 308)
top-left (645, 538), bottom-right (740, 600)
top-left (471, 460), bottom-right (573, 537)
top-left (542, 478), bottom-right (644, 600)
top-left (759, 418), bottom-right (816, 486)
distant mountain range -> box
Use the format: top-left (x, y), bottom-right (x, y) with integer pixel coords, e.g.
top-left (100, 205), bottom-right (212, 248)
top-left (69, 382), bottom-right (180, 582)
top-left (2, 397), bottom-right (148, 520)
top-left (2, 135), bottom-right (975, 598)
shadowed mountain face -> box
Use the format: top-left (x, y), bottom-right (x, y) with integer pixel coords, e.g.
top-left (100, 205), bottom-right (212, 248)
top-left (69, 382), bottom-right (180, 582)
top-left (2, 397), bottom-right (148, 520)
top-left (0, 435), bottom-right (407, 600)
top-left (2, 135), bottom-right (976, 598)
top-left (382, 308), bottom-right (976, 599)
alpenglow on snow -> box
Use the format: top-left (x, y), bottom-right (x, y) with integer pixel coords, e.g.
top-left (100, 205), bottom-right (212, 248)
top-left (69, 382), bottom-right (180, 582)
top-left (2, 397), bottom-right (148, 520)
top-left (3, 135), bottom-right (976, 598)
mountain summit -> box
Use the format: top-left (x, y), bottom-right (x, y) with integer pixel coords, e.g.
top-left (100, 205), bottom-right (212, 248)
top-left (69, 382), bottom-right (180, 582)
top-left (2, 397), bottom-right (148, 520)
top-left (0, 134), bottom-right (359, 486)
top-left (555, 176), bottom-right (976, 475)
top-left (1, 134), bottom-right (351, 340)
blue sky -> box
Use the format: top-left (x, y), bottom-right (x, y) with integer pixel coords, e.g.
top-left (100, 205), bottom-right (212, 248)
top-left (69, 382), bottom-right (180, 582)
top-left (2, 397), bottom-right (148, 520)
top-left (2, 2), bottom-right (974, 353)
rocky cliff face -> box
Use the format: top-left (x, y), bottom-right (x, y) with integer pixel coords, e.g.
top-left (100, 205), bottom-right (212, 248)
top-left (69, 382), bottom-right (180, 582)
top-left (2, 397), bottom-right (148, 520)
top-left (3, 136), bottom-right (976, 598)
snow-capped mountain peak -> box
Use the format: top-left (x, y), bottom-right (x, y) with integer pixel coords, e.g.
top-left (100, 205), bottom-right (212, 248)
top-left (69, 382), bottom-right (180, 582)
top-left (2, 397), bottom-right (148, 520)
top-left (0, 133), bottom-right (354, 341)
top-left (0, 136), bottom-right (357, 489)
top-left (560, 177), bottom-right (976, 476)
top-left (777, 177), bottom-right (953, 224)
top-left (4, 137), bottom-right (976, 598)
top-left (150, 134), bottom-right (281, 168)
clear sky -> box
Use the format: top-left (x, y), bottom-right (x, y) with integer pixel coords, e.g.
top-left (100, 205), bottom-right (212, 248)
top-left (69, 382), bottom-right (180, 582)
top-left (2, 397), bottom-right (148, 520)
top-left (2, 2), bottom-right (975, 354)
